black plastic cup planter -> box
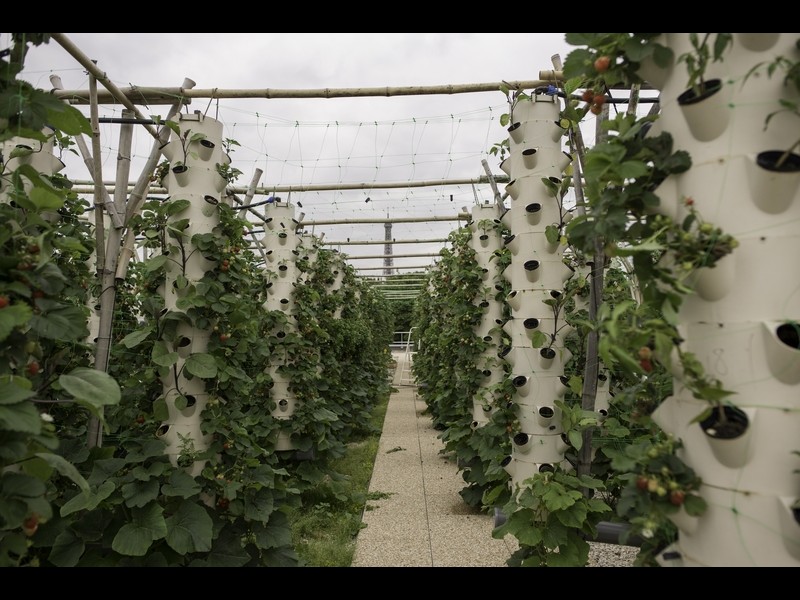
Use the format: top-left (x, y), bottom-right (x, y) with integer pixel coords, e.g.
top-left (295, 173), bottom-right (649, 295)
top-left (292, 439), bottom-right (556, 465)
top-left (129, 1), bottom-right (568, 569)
top-left (540, 347), bottom-right (556, 360)
top-left (700, 405), bottom-right (748, 440)
top-left (756, 150), bottom-right (800, 173)
top-left (523, 318), bottom-right (540, 329)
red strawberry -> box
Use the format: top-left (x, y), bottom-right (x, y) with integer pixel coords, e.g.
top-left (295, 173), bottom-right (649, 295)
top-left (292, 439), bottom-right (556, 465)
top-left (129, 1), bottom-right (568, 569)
top-left (594, 56), bottom-right (611, 73)
top-left (670, 490), bottom-right (686, 506)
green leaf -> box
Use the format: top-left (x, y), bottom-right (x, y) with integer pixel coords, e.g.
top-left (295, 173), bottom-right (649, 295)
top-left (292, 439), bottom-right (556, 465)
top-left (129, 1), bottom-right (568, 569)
top-left (29, 313), bottom-right (78, 343)
top-left (29, 186), bottom-right (65, 210)
top-left (161, 469), bottom-right (201, 498)
top-left (111, 503), bottom-right (167, 556)
top-left (0, 304), bottom-right (32, 342)
top-left (554, 501), bottom-right (587, 528)
top-left (0, 401), bottom-right (42, 434)
top-left (152, 341), bottom-right (178, 368)
top-left (46, 103), bottom-right (92, 135)
top-left (121, 327), bottom-right (153, 349)
top-left (184, 353), bottom-right (217, 378)
top-left (60, 480), bottom-right (116, 517)
top-left (192, 526), bottom-right (250, 567)
top-left (568, 429), bottom-right (583, 451)
top-left (172, 394), bottom-right (187, 411)
top-left (244, 489), bottom-right (275, 523)
top-left (1, 472), bottom-right (46, 497)
top-left (165, 199), bottom-right (191, 216)
top-left (165, 501), bottom-right (213, 554)
top-left (49, 529), bottom-right (85, 567)
top-left (683, 493), bottom-right (708, 517)
top-left (34, 453), bottom-right (90, 494)
top-left (153, 397), bottom-right (169, 421)
top-left (144, 254), bottom-right (168, 272)
top-left (59, 368), bottom-right (121, 411)
top-left (0, 380), bottom-right (34, 404)
top-left (121, 479), bottom-right (160, 508)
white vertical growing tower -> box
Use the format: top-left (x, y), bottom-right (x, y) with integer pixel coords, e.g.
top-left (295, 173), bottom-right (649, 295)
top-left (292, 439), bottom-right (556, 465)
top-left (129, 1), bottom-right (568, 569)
top-left (647, 33), bottom-right (800, 566)
top-left (261, 200), bottom-right (302, 451)
top-left (157, 112), bottom-right (228, 475)
top-left (499, 93), bottom-right (573, 486)
top-left (468, 203), bottom-right (505, 428)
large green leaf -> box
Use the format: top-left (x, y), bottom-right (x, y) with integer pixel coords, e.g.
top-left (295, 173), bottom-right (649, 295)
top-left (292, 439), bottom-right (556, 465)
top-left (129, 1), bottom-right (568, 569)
top-left (0, 401), bottom-right (42, 434)
top-left (121, 479), bottom-right (160, 508)
top-left (121, 327), bottom-right (153, 349)
top-left (165, 501), bottom-right (213, 554)
top-left (30, 305), bottom-right (87, 340)
top-left (59, 368), bottom-right (121, 414)
top-left (111, 503), bottom-right (167, 556)
top-left (49, 529), bottom-right (85, 567)
top-left (1, 472), bottom-right (46, 497)
top-left (144, 254), bottom-right (168, 272)
top-left (243, 489), bottom-right (275, 523)
top-left (29, 187), bottom-right (65, 210)
top-left (60, 480), bottom-right (115, 517)
top-left (184, 353), bottom-right (217, 378)
top-left (46, 103), bottom-right (92, 135)
top-left (152, 341), bottom-right (178, 368)
top-left (0, 304), bottom-right (32, 342)
top-left (0, 380), bottom-right (34, 405)
top-left (34, 452), bottom-right (90, 494)
top-left (161, 469), bottom-right (201, 498)
top-left (191, 527), bottom-right (250, 567)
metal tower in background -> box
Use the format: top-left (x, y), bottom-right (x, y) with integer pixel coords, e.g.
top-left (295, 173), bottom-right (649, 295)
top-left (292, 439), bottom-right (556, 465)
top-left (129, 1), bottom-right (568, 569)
top-left (384, 214), bottom-right (393, 276)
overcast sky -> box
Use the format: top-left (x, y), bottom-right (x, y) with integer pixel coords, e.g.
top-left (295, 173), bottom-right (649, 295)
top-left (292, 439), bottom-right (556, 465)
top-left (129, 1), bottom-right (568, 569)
top-left (17, 33), bottom-right (579, 273)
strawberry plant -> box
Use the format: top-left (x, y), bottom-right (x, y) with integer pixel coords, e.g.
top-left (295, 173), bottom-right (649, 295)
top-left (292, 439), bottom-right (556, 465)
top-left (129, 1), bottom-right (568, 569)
top-left (1, 33), bottom-right (121, 567)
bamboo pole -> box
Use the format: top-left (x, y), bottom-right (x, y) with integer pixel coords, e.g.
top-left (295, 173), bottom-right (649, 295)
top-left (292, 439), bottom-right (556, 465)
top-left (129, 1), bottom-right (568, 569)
top-left (89, 74), bottom-right (106, 295)
top-left (577, 91), bottom-right (614, 487)
top-left (345, 252), bottom-right (440, 260)
top-left (53, 79), bottom-right (558, 105)
top-left (49, 75), bottom-right (124, 229)
top-left (355, 265), bottom-right (431, 271)
top-left (50, 33), bottom-right (164, 140)
top-left (70, 174), bottom-right (508, 196)
top-left (87, 105), bottom-right (134, 448)
top-left (481, 159), bottom-right (503, 205)
top-left (325, 238), bottom-right (447, 246)
top-left (124, 79), bottom-right (195, 223)
top-left (236, 169), bottom-right (269, 263)
top-left (306, 214), bottom-right (468, 226)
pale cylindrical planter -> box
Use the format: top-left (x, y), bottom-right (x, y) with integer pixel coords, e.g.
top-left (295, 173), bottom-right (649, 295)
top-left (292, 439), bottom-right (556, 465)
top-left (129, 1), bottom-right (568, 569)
top-left (736, 33), bottom-right (780, 52)
top-left (677, 79), bottom-right (731, 143)
top-left (746, 151), bottom-right (800, 214)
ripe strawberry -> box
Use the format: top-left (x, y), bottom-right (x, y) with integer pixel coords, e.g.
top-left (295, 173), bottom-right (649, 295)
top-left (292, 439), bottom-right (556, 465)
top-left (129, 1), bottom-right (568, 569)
top-left (219, 333), bottom-right (231, 342)
top-left (670, 490), bottom-right (686, 506)
top-left (590, 104), bottom-right (603, 115)
top-left (136, 415), bottom-right (145, 424)
top-left (22, 515), bottom-right (39, 536)
top-left (217, 497), bottom-right (230, 510)
top-left (637, 346), bottom-right (652, 360)
top-left (594, 56), bottom-right (611, 73)
top-left (26, 361), bottom-right (40, 376)
top-left (640, 359), bottom-right (653, 373)
top-left (0, 295), bottom-right (9, 309)
top-left (636, 476), bottom-right (649, 491)
top-left (593, 94), bottom-right (606, 106)
top-left (581, 89), bottom-right (594, 102)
